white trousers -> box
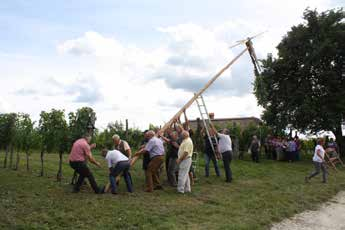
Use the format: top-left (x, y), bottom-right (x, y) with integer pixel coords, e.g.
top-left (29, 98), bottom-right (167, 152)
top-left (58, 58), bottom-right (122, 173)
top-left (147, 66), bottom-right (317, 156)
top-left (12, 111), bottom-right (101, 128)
top-left (177, 158), bottom-right (192, 193)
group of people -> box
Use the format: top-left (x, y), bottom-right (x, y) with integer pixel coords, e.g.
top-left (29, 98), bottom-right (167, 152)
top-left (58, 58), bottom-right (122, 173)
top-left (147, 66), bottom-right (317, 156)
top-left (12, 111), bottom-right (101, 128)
top-left (68, 134), bottom-right (133, 194)
top-left (67, 117), bottom-right (235, 195)
top-left (263, 135), bottom-right (302, 162)
top-left (68, 123), bottom-right (338, 194)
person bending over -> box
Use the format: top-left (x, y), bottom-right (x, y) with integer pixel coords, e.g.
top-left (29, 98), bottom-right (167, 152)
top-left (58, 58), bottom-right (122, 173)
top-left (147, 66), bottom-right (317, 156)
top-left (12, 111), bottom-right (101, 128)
top-left (101, 149), bottom-right (133, 194)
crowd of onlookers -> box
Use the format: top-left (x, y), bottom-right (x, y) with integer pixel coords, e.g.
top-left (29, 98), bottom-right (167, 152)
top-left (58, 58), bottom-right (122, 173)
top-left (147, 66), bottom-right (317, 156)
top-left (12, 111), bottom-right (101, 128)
top-left (262, 135), bottom-right (302, 162)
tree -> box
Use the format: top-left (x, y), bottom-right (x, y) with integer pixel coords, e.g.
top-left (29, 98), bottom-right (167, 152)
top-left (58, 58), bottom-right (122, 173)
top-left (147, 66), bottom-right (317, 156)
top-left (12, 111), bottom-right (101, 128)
top-left (38, 109), bottom-right (68, 179)
top-left (68, 107), bottom-right (96, 145)
top-left (240, 122), bottom-right (261, 152)
top-left (254, 8), bottom-right (345, 153)
top-left (94, 121), bottom-right (143, 150)
top-left (68, 107), bottom-right (96, 184)
top-left (0, 113), bottom-right (17, 168)
top-left (13, 113), bottom-right (35, 171)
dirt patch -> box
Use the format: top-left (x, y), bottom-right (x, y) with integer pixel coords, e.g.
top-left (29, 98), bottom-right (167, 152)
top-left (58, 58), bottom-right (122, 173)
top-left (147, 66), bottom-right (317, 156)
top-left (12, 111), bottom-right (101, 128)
top-left (271, 191), bottom-right (345, 230)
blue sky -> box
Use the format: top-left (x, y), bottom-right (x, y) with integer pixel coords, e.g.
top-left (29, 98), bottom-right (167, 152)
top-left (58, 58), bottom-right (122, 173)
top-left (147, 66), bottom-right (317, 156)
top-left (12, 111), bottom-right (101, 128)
top-left (0, 0), bottom-right (343, 129)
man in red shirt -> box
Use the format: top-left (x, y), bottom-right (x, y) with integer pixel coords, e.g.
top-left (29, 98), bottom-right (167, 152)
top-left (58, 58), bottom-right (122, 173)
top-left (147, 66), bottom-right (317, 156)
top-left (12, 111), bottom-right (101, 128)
top-left (69, 134), bottom-right (103, 194)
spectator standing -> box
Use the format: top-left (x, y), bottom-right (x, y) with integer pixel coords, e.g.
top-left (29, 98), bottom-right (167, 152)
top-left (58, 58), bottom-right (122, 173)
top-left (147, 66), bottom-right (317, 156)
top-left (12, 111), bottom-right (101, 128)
top-left (250, 135), bottom-right (260, 163)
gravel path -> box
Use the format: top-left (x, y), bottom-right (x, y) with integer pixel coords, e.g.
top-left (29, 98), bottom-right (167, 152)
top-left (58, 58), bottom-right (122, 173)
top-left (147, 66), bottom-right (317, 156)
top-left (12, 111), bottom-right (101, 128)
top-left (271, 191), bottom-right (345, 230)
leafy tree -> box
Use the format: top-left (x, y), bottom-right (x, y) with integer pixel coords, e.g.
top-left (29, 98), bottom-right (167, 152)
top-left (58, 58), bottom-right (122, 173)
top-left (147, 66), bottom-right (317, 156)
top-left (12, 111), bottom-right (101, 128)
top-left (225, 122), bottom-right (242, 139)
top-left (38, 109), bottom-right (68, 179)
top-left (0, 113), bottom-right (17, 168)
top-left (240, 122), bottom-right (261, 151)
top-left (94, 121), bottom-right (143, 150)
top-left (68, 107), bottom-right (96, 145)
top-left (254, 9), bottom-right (345, 154)
top-left (12, 113), bottom-right (35, 171)
top-left (68, 107), bottom-right (96, 184)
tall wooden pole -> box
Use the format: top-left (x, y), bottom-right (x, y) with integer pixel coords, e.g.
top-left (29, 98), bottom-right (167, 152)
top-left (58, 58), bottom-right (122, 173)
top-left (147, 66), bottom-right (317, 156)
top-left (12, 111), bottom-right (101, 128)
top-left (131, 47), bottom-right (250, 166)
top-left (160, 47), bottom-right (249, 133)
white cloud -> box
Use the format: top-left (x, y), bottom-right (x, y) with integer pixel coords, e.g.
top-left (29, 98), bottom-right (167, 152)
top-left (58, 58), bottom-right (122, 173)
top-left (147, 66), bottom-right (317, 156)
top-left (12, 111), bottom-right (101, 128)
top-left (1, 0), bottom-right (338, 129)
top-left (57, 31), bottom-right (124, 57)
top-left (0, 97), bottom-right (10, 113)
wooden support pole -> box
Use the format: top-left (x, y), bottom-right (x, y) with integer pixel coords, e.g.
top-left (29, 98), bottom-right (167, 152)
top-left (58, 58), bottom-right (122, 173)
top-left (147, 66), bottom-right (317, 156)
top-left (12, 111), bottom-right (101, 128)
top-left (160, 47), bottom-right (249, 133)
top-left (130, 47), bottom-right (249, 167)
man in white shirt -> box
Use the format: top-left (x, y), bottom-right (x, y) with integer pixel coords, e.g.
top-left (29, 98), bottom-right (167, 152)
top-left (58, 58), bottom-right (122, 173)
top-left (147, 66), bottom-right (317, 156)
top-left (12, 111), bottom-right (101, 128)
top-left (101, 149), bottom-right (133, 194)
top-left (305, 138), bottom-right (328, 183)
top-left (212, 126), bottom-right (233, 183)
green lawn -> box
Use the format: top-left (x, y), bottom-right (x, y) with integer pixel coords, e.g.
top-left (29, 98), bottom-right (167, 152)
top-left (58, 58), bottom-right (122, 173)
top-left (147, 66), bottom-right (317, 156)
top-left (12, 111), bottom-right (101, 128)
top-left (1, 151), bottom-right (345, 230)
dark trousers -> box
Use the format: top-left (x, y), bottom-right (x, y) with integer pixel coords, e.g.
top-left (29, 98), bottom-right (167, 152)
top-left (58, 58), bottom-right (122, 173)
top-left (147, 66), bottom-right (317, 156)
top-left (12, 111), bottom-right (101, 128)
top-left (264, 146), bottom-right (271, 159)
top-left (287, 151), bottom-right (295, 162)
top-left (167, 157), bottom-right (178, 186)
top-left (143, 152), bottom-right (150, 170)
top-left (308, 161), bottom-right (327, 182)
top-left (222, 151), bottom-right (233, 182)
top-left (272, 149), bottom-right (277, 160)
top-left (295, 150), bottom-right (300, 161)
top-left (109, 161), bottom-right (133, 193)
top-left (251, 151), bottom-right (259, 163)
top-left (69, 161), bottom-right (101, 193)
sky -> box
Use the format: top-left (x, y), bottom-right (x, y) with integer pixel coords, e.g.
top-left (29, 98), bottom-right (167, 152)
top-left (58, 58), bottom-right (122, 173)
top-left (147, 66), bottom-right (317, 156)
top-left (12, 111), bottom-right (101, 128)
top-left (0, 0), bottom-right (343, 130)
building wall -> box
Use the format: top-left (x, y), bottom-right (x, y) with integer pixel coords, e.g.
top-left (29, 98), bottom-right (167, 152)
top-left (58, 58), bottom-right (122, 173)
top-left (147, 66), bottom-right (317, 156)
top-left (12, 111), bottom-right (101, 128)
top-left (188, 117), bottom-right (261, 159)
top-left (189, 117), bottom-right (262, 131)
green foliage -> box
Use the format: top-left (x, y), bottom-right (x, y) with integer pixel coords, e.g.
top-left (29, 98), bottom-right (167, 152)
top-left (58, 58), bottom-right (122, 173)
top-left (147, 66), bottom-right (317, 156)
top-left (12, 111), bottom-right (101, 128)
top-left (0, 113), bottom-right (17, 149)
top-left (240, 122), bottom-right (261, 150)
top-left (38, 109), bottom-right (68, 153)
top-left (225, 122), bottom-right (242, 139)
top-left (254, 8), bottom-right (345, 136)
top-left (95, 121), bottom-right (143, 150)
top-left (68, 107), bottom-right (96, 145)
top-left (2, 152), bottom-right (345, 229)
top-left (13, 113), bottom-right (35, 152)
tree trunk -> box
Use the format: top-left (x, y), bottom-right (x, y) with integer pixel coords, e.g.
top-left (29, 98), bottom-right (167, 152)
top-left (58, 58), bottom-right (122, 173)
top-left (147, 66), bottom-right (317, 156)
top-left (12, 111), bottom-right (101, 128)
top-left (14, 150), bottom-right (20, 170)
top-left (71, 171), bottom-right (78, 185)
top-left (3, 146), bottom-right (8, 168)
top-left (26, 148), bottom-right (30, 172)
top-left (39, 149), bottom-right (44, 177)
top-left (56, 151), bottom-right (63, 182)
top-left (9, 145), bottom-right (14, 168)
top-left (335, 127), bottom-right (345, 157)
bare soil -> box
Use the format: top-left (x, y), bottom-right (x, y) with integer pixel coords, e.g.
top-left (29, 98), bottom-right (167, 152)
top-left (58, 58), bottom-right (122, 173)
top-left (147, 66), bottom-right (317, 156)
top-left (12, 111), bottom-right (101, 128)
top-left (272, 191), bottom-right (345, 230)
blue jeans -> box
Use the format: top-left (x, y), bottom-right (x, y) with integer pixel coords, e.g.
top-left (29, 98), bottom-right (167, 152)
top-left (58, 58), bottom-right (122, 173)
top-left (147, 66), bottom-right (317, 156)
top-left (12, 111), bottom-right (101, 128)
top-left (204, 153), bottom-right (220, 177)
top-left (109, 161), bottom-right (133, 193)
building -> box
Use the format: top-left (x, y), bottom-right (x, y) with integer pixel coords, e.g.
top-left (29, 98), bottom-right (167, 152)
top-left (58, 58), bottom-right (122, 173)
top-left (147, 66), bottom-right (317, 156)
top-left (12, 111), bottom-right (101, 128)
top-left (188, 114), bottom-right (262, 159)
top-left (188, 114), bottom-right (262, 131)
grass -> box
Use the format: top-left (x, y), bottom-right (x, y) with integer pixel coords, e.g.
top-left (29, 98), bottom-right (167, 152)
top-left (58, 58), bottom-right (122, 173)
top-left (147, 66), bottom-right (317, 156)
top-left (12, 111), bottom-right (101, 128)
top-left (1, 151), bottom-right (345, 230)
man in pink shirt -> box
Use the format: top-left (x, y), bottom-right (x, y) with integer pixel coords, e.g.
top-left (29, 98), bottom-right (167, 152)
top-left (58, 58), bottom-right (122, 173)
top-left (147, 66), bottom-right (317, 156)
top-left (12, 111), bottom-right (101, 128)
top-left (69, 134), bottom-right (104, 194)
